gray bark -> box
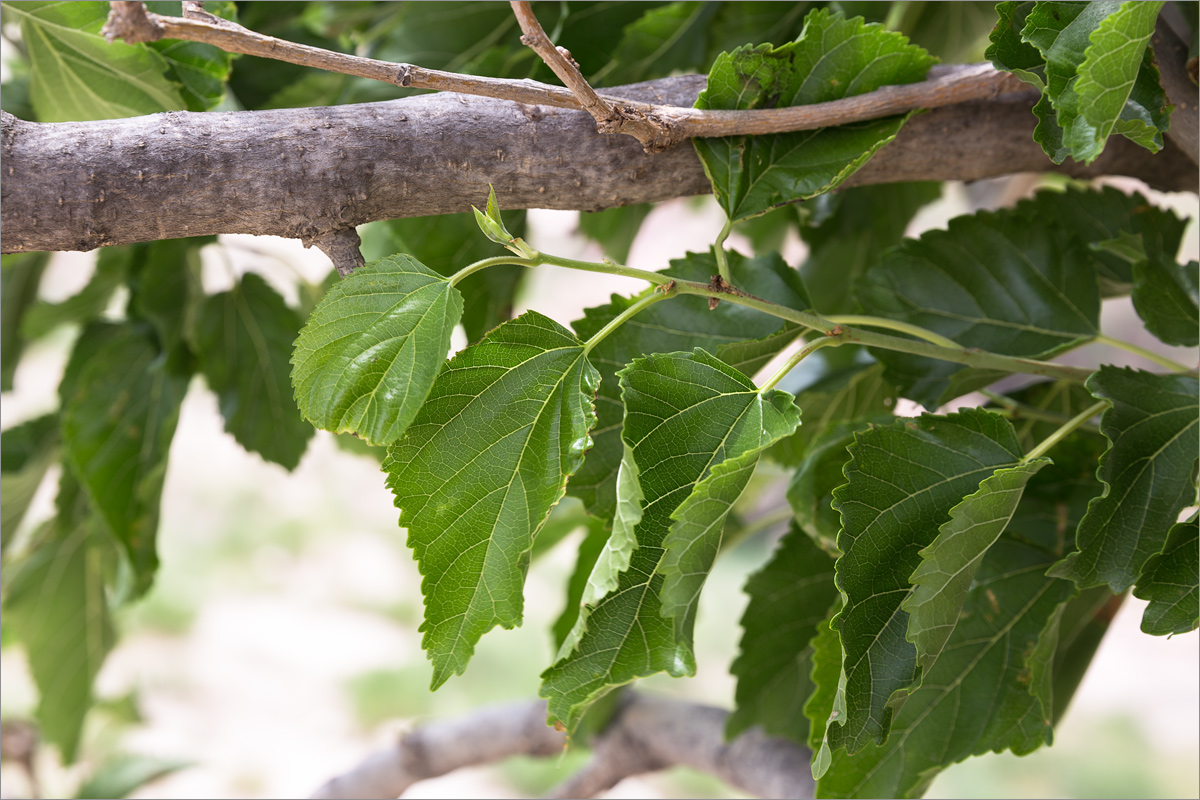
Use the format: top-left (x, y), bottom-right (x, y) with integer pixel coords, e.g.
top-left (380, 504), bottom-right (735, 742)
top-left (2, 75), bottom-right (1196, 255)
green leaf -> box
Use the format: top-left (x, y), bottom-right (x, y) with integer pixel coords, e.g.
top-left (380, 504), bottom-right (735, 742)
top-left (384, 311), bottom-right (599, 688)
top-left (192, 273), bottom-right (314, 470)
top-left (659, 388), bottom-right (800, 640)
top-left (578, 204), bottom-right (653, 265)
top-left (0, 414), bottom-right (59, 554)
top-left (693, 9), bottom-right (936, 222)
top-left (591, 2), bottom-right (719, 86)
top-left (542, 349), bottom-right (790, 732)
top-left (1134, 515), bottom-right (1199, 636)
top-left (4, 475), bottom-right (116, 762)
top-left (804, 609), bottom-right (844, 756)
top-left (903, 458), bottom-right (1051, 679)
top-left (1051, 367), bottom-right (1199, 592)
top-left (358, 210), bottom-right (528, 343)
top-left (291, 254), bottom-right (463, 447)
top-left (128, 239), bottom-right (209, 375)
top-left (568, 250), bottom-right (809, 521)
top-left (20, 247), bottom-right (131, 341)
top-left (59, 323), bottom-right (187, 594)
top-left (827, 408), bottom-right (1026, 753)
top-left (816, 537), bottom-right (1077, 797)
top-left (6, 1), bottom-right (187, 122)
top-left (1131, 259), bottom-right (1199, 347)
top-left (551, 516), bottom-right (611, 652)
top-left (75, 752), bottom-right (192, 800)
top-left (728, 522), bottom-right (839, 744)
top-left (0, 251), bottom-right (48, 391)
top-left (857, 205), bottom-right (1100, 408)
top-left (144, 1), bottom-right (237, 111)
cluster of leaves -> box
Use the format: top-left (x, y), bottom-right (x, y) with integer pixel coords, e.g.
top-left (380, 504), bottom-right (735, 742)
top-left (1, 2), bottom-right (1197, 798)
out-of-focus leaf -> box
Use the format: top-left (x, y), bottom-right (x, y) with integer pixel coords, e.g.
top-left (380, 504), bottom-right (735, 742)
top-left (591, 2), bottom-right (719, 86)
top-left (1, 251), bottom-right (48, 391)
top-left (75, 753), bottom-right (192, 800)
top-left (384, 312), bottom-right (599, 688)
top-left (143, 1), bottom-right (236, 111)
top-left (128, 238), bottom-right (209, 375)
top-left (694, 9), bottom-right (936, 222)
top-left (728, 522), bottom-right (838, 744)
top-left (192, 273), bottom-right (314, 470)
top-left (291, 254), bottom-right (463, 446)
top-left (1131, 259), bottom-right (1199, 347)
top-left (551, 515), bottom-right (611, 652)
top-left (0, 414), bottom-right (59, 553)
top-left (771, 360), bottom-right (895, 467)
top-left (578, 205), bottom-right (653, 265)
top-left (20, 248), bottom-right (131, 342)
top-left (1052, 367), bottom-right (1198, 593)
top-left (1134, 515), bottom-right (1199, 636)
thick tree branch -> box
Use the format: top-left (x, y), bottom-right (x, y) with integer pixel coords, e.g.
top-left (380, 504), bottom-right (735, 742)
top-left (1153, 15), bottom-right (1199, 165)
top-left (3, 75), bottom-right (1194, 256)
top-left (310, 692), bottom-right (814, 800)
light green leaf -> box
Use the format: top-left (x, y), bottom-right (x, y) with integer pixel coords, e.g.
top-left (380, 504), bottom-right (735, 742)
top-left (693, 8), bottom-right (936, 222)
top-left (578, 204), bottom-right (653, 265)
top-left (1132, 259), bottom-right (1199, 347)
top-left (384, 312), bottom-right (599, 688)
top-left (591, 2), bottom-right (718, 86)
top-left (6, 1), bottom-right (187, 122)
top-left (291, 254), bottom-right (463, 447)
top-left (827, 409), bottom-right (1025, 753)
top-left (804, 609), bottom-right (844, 758)
top-left (728, 522), bottom-right (839, 744)
top-left (0, 251), bottom-right (48, 391)
top-left (75, 752), bottom-right (192, 800)
top-left (1051, 367), bottom-right (1199, 592)
top-left (0, 414), bottom-right (59, 554)
top-left (1133, 515), bottom-right (1198, 636)
top-left (903, 458), bottom-right (1051, 677)
top-left (551, 515), bottom-right (611, 652)
top-left (20, 247), bottom-right (130, 342)
top-left (660, 389), bottom-right (800, 640)
top-left (542, 349), bottom-right (787, 732)
top-left (192, 273), bottom-right (314, 470)
top-left (60, 323), bottom-right (187, 594)
top-left (857, 204), bottom-right (1100, 408)
top-left (144, 0), bottom-right (237, 112)
top-left (569, 250), bottom-right (809, 520)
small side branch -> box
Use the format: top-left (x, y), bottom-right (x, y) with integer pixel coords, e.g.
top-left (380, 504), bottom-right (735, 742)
top-left (307, 228), bottom-right (365, 277)
top-left (310, 692), bottom-right (814, 800)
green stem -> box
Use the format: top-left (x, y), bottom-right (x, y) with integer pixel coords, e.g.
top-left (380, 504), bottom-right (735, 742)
top-left (583, 290), bottom-right (669, 354)
top-left (760, 336), bottom-right (843, 392)
top-left (449, 255), bottom-right (536, 285)
top-left (537, 252), bottom-right (675, 286)
top-left (668, 280), bottom-right (1097, 384)
top-left (825, 315), bottom-right (962, 349)
top-left (713, 219), bottom-right (734, 284)
top-left (1023, 400), bottom-right (1109, 462)
top-left (1093, 334), bottom-right (1192, 372)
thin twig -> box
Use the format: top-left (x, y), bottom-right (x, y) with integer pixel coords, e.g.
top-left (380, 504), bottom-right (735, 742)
top-left (101, 2), bottom-right (1027, 152)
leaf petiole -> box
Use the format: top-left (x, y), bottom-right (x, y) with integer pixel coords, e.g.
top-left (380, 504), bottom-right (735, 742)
top-left (449, 255), bottom-right (537, 285)
top-left (759, 335), bottom-right (843, 392)
top-left (713, 219), bottom-right (734, 284)
top-left (1023, 400), bottom-right (1109, 463)
top-left (824, 314), bottom-right (961, 349)
top-left (1093, 334), bottom-right (1193, 373)
top-left (582, 290), bottom-right (671, 354)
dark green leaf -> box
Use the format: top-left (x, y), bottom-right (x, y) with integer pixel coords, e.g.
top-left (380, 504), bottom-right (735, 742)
top-left (6, 1), bottom-right (187, 121)
top-left (1052, 367), bottom-right (1199, 592)
top-left (128, 239), bottom-right (209, 375)
top-left (578, 204), bottom-right (653, 265)
top-left (857, 206), bottom-right (1100, 407)
top-left (771, 360), bottom-right (895, 467)
top-left (0, 414), bottom-right (59, 553)
top-left (192, 273), bottom-right (314, 470)
top-left (1131, 259), bottom-right (1199, 347)
top-left (144, 1), bottom-right (236, 111)
top-left (728, 522), bottom-right (839, 744)
top-left (551, 516), bottom-right (612, 652)
top-left (542, 349), bottom-right (792, 732)
top-left (568, 251), bottom-right (809, 521)
top-left (60, 323), bottom-right (187, 594)
top-left (1134, 515), bottom-right (1199, 636)
top-left (804, 609), bottom-right (843, 760)
top-left (591, 2), bottom-right (719, 86)
top-left (693, 9), bottom-right (936, 222)
top-left (1, 251), bottom-right (48, 391)
top-left (384, 312), bottom-right (599, 688)
top-left (291, 254), bottom-right (463, 447)
top-left (74, 753), bottom-right (192, 800)
top-left (827, 409), bottom-right (1025, 753)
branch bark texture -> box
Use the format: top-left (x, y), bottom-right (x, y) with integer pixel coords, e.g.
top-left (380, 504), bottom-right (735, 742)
top-left (309, 692), bottom-right (814, 800)
top-left (2, 75), bottom-right (1196, 255)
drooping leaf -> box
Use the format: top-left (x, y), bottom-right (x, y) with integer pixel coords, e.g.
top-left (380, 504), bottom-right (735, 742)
top-left (857, 205), bottom-right (1100, 407)
top-left (192, 273), bottom-right (314, 470)
top-left (1131, 259), bottom-right (1199, 347)
top-left (903, 458), bottom-right (1051, 677)
top-left (578, 204), bottom-right (653, 265)
top-left (569, 251), bottom-right (809, 520)
top-left (542, 349), bottom-right (794, 732)
top-left (6, 1), bottom-right (187, 122)
top-left (291, 254), bottom-right (463, 447)
top-left (384, 312), bottom-right (599, 688)
top-left (0, 414), bottom-right (59, 553)
top-left (1134, 515), bottom-right (1199, 636)
top-left (826, 409), bottom-right (1026, 753)
top-left (0, 251), bottom-right (48, 391)
top-left (659, 389), bottom-right (800, 640)
top-left (59, 323), bottom-right (187, 594)
top-left (728, 522), bottom-right (839, 744)
top-left (1052, 367), bottom-right (1199, 593)
top-left (693, 9), bottom-right (936, 222)
top-left (20, 247), bottom-right (130, 342)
